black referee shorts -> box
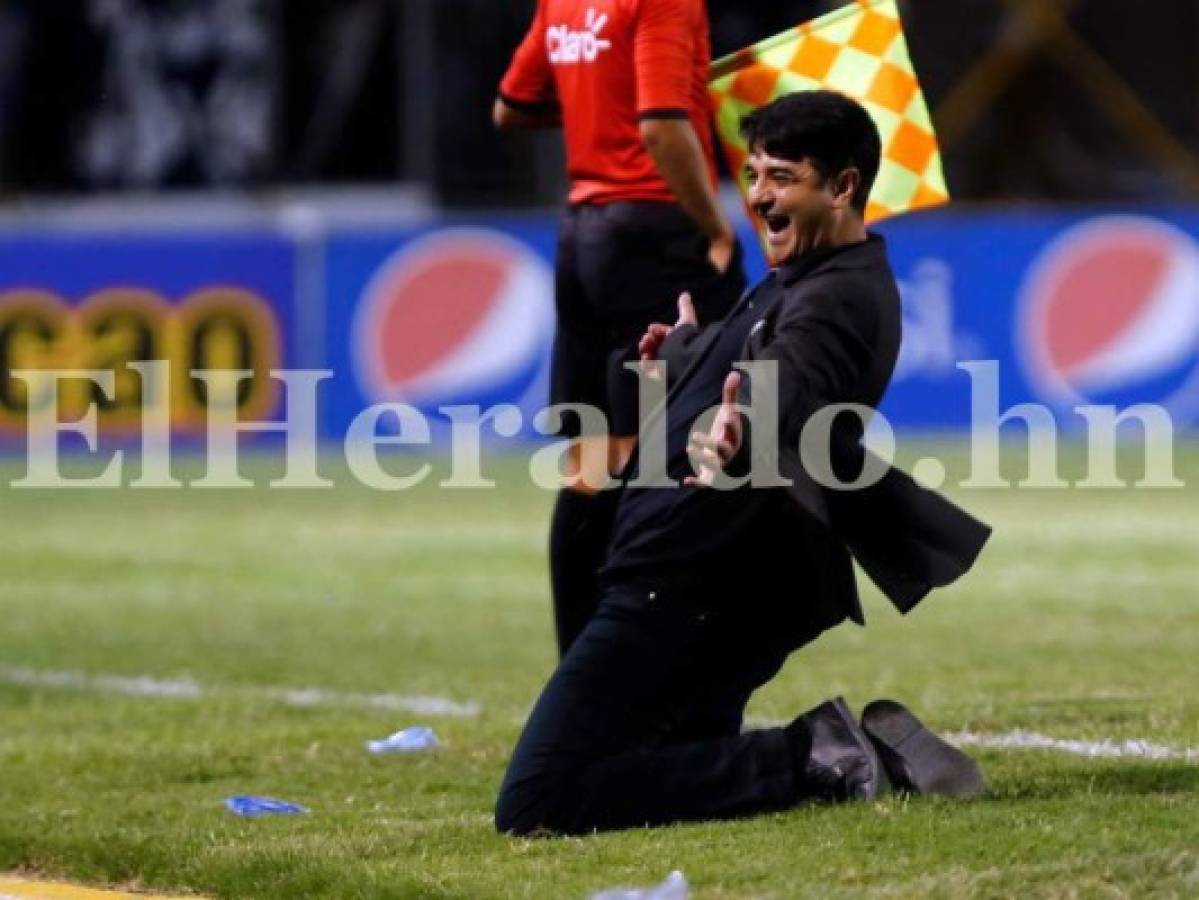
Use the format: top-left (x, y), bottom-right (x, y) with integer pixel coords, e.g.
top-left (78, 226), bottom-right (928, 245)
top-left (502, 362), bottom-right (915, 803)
top-left (550, 201), bottom-right (747, 438)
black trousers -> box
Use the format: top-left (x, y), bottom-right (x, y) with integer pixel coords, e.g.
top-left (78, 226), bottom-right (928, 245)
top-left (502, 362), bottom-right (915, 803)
top-left (495, 579), bottom-right (842, 835)
top-left (550, 201), bottom-right (745, 437)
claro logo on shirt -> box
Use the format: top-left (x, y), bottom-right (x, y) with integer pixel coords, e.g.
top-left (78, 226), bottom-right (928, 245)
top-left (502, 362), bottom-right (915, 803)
top-left (547, 8), bottom-right (612, 64)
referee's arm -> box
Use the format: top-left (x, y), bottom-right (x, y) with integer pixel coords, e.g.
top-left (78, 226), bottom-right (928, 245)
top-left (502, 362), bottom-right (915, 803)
top-left (636, 0), bottom-right (735, 272)
top-left (640, 116), bottom-right (735, 270)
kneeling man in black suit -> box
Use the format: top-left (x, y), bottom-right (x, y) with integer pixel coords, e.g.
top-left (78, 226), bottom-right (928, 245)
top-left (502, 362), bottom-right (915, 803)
top-left (496, 91), bottom-right (990, 836)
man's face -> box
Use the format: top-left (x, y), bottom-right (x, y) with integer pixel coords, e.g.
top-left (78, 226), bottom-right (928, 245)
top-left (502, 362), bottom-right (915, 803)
top-left (743, 150), bottom-right (839, 264)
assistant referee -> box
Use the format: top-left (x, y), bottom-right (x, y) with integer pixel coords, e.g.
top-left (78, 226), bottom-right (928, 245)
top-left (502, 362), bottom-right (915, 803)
top-left (495, 0), bottom-right (746, 656)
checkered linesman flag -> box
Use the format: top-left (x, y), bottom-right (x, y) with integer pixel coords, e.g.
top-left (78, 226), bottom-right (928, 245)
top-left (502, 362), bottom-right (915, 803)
top-left (709, 0), bottom-right (948, 227)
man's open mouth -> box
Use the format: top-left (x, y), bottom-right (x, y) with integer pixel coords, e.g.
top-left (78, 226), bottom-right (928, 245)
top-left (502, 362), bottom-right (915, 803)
top-left (765, 214), bottom-right (790, 235)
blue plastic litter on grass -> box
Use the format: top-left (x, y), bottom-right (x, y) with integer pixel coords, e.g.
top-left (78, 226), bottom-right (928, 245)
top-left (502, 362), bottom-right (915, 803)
top-left (224, 795), bottom-right (309, 817)
top-left (366, 725), bottom-right (439, 754)
top-left (591, 870), bottom-right (689, 900)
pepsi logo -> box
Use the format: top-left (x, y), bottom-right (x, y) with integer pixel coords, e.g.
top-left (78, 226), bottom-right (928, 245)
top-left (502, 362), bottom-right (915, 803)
top-left (1017, 216), bottom-right (1199, 422)
top-left (353, 229), bottom-right (554, 417)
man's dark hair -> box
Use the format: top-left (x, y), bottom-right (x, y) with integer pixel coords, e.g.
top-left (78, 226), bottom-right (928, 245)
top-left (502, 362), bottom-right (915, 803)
top-left (739, 90), bottom-right (882, 214)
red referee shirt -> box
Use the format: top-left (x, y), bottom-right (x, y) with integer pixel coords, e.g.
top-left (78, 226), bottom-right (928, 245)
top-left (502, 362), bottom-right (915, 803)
top-left (500, 0), bottom-right (718, 206)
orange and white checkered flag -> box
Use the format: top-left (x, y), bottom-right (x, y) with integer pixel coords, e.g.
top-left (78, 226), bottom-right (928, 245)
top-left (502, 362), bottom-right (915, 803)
top-left (709, 0), bottom-right (948, 226)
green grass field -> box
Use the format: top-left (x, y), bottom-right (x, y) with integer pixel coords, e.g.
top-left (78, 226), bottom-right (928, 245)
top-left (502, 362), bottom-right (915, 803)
top-left (1, 445), bottom-right (1197, 899)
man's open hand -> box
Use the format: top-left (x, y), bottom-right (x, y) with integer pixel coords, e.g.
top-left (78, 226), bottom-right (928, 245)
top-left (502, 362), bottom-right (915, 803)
top-left (638, 292), bottom-right (698, 380)
top-left (685, 371), bottom-right (743, 487)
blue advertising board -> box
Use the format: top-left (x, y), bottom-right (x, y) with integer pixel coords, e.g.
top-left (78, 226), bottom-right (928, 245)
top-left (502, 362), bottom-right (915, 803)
top-left (325, 208), bottom-right (1199, 439)
top-left (0, 232), bottom-right (295, 445)
top-left (323, 219), bottom-right (558, 442)
top-left (875, 209), bottom-right (1199, 431)
top-left (2, 207), bottom-right (1197, 453)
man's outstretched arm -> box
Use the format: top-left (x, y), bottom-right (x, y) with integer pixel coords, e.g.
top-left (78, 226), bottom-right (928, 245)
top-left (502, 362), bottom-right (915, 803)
top-left (754, 289), bottom-right (878, 453)
top-left (686, 290), bottom-right (878, 485)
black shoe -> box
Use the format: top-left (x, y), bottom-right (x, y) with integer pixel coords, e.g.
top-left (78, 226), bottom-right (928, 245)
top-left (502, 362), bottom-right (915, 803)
top-left (861, 699), bottom-right (986, 799)
top-left (798, 696), bottom-right (889, 801)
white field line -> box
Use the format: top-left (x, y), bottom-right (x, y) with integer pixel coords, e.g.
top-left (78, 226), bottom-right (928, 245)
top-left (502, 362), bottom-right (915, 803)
top-left (744, 717), bottom-right (1198, 762)
top-left (3, 670), bottom-right (1194, 757)
top-left (0, 666), bottom-right (480, 718)
top-left (947, 729), bottom-right (1199, 762)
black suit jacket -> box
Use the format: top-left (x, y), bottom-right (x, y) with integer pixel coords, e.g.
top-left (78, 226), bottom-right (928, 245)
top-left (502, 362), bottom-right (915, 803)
top-left (653, 234), bottom-right (991, 624)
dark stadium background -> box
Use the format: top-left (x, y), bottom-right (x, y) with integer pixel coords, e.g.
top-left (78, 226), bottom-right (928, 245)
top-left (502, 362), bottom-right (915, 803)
top-left (2, 0), bottom-right (1196, 205)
